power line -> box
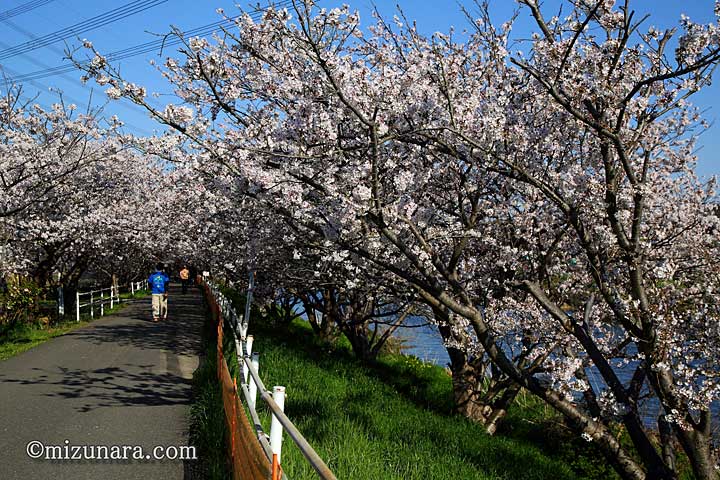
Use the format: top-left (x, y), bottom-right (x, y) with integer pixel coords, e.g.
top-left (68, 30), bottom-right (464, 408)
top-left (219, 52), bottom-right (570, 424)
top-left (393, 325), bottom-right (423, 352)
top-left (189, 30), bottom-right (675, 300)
top-left (0, 0), bottom-right (57, 22)
top-left (0, 14), bottom-right (162, 131)
top-left (1, 0), bottom-right (294, 85)
top-left (0, 0), bottom-right (169, 61)
top-left (0, 0), bottom-right (294, 137)
top-left (4, 18), bottom-right (238, 83)
top-left (0, 64), bottom-right (157, 137)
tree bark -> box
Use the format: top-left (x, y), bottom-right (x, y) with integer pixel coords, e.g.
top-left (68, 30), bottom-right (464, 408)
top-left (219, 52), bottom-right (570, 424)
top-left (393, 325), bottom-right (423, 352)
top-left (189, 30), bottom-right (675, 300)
top-left (434, 307), bottom-right (518, 433)
top-left (300, 294), bottom-right (338, 343)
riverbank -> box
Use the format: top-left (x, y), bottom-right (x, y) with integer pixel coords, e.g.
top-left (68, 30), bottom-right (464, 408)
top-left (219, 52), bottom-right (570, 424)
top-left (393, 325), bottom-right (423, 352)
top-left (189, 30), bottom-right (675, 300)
top-left (215, 306), bottom-right (619, 479)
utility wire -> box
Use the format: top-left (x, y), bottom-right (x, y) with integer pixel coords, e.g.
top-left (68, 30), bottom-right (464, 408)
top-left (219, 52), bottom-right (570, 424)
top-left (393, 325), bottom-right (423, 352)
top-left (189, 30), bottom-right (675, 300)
top-left (0, 15), bottom-right (161, 130)
top-left (0, 0), bottom-right (293, 137)
top-left (0, 0), bottom-right (168, 61)
top-left (0, 63), bottom-right (156, 137)
top-left (4, 18), bottom-right (237, 83)
top-left (0, 0), bottom-right (293, 85)
top-left (0, 0), bottom-right (58, 22)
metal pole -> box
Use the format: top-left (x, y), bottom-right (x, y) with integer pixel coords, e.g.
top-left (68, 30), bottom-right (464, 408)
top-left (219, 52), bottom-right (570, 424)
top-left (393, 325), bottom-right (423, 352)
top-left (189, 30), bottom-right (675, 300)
top-left (100, 291), bottom-right (104, 316)
top-left (239, 382), bottom-right (274, 459)
top-left (110, 285), bottom-right (114, 309)
top-left (270, 386), bottom-right (286, 464)
top-left (243, 270), bottom-right (254, 332)
top-left (57, 285), bottom-right (64, 318)
top-left (248, 352), bottom-right (259, 411)
top-left (244, 336), bottom-right (254, 384)
top-left (235, 337), bottom-right (243, 365)
top-left (76, 291), bottom-right (80, 322)
top-left (239, 315), bottom-right (248, 340)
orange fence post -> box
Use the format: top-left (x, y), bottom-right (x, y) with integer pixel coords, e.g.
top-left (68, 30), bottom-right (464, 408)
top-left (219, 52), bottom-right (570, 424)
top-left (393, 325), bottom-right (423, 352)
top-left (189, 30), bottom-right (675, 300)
top-left (272, 453), bottom-right (280, 480)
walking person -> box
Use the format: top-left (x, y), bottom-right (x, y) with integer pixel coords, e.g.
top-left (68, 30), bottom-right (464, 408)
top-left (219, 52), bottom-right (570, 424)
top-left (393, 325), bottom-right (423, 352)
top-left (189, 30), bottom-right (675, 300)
top-left (148, 263), bottom-right (170, 322)
top-left (179, 265), bottom-right (190, 294)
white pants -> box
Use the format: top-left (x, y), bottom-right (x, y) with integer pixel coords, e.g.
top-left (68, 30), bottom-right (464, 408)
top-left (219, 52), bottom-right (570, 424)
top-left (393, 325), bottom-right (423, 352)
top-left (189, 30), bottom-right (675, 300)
top-left (152, 294), bottom-right (168, 319)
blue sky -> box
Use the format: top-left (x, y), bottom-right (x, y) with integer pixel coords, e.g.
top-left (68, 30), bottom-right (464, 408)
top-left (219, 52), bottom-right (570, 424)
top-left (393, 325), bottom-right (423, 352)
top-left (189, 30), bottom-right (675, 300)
top-left (0, 0), bottom-right (717, 176)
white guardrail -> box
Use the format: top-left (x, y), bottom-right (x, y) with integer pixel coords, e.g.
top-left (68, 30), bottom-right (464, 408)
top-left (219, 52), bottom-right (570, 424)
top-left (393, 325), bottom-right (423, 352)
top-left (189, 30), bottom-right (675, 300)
top-left (206, 280), bottom-right (337, 480)
top-left (74, 280), bottom-right (149, 322)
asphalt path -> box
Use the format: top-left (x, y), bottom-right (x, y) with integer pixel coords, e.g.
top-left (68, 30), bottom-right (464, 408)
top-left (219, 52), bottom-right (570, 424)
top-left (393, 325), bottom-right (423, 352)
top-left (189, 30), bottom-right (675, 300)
top-left (0, 284), bottom-right (203, 480)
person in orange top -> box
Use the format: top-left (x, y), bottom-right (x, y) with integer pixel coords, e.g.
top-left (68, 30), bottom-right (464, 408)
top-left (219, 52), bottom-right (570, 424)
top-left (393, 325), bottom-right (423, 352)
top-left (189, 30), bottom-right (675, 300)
top-left (179, 265), bottom-right (190, 294)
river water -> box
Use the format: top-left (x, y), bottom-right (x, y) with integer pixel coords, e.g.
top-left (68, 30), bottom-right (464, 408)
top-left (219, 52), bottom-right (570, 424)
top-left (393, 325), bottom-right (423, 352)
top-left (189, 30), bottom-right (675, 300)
top-left (393, 318), bottom-right (719, 433)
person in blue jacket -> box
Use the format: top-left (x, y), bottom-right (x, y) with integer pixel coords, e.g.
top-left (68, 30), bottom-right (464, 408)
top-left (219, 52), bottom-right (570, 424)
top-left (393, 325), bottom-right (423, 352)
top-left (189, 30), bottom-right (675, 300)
top-left (148, 263), bottom-right (170, 322)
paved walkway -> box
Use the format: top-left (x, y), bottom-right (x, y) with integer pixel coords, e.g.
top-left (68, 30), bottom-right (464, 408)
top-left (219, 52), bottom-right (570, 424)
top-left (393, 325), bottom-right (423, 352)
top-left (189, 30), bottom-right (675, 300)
top-left (0, 285), bottom-right (203, 480)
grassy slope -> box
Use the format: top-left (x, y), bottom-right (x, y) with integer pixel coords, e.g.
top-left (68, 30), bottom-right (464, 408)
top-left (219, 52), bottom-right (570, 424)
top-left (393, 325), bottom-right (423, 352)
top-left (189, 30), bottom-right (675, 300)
top-left (0, 291), bottom-right (149, 361)
top-left (188, 306), bottom-right (230, 480)
top-left (230, 318), bottom-right (593, 480)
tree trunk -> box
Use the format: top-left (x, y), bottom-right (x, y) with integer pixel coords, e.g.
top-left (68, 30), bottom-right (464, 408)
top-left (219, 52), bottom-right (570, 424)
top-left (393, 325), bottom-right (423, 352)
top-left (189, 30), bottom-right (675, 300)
top-left (420, 291), bottom-right (652, 480)
top-left (343, 322), bottom-right (376, 362)
top-left (434, 307), bottom-right (518, 433)
top-left (658, 415), bottom-right (677, 476)
top-left (300, 296), bottom-right (338, 343)
top-left (672, 409), bottom-right (717, 480)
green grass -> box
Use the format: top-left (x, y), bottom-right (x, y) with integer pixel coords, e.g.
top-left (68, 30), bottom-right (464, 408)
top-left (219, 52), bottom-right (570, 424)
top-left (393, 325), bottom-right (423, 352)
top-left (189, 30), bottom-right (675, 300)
top-left (211, 286), bottom-right (624, 479)
top-left (220, 317), bottom-right (585, 480)
top-left (0, 290), bottom-right (149, 361)
top-left (188, 305), bottom-right (229, 480)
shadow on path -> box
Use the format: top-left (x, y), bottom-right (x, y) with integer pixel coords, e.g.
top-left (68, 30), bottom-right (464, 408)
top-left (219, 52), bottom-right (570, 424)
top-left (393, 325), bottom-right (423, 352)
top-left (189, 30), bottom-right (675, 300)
top-left (0, 364), bottom-right (191, 413)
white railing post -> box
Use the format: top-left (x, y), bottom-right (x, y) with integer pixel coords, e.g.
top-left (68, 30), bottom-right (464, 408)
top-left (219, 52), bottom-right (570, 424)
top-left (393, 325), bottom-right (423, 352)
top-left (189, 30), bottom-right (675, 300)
top-left (239, 314), bottom-right (247, 340)
top-left (249, 352), bottom-right (260, 410)
top-left (57, 285), bottom-right (64, 318)
top-left (76, 290), bottom-right (80, 322)
top-left (235, 337), bottom-right (243, 366)
top-left (243, 271), bottom-right (254, 332)
top-left (131, 281), bottom-right (135, 295)
top-left (90, 291), bottom-right (94, 319)
top-left (100, 290), bottom-right (105, 316)
top-left (244, 335), bottom-right (254, 384)
top-left (203, 279), bottom-right (337, 480)
top-left (270, 386), bottom-right (286, 465)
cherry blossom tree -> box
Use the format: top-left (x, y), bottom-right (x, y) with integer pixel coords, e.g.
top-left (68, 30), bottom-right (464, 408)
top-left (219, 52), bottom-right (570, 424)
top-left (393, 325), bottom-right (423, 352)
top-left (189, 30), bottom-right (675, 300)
top-left (0, 87), bottom-right (123, 287)
top-left (0, 88), bottom-right (204, 310)
top-left (74, 1), bottom-right (720, 477)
